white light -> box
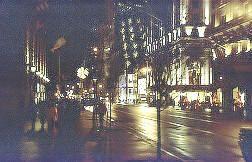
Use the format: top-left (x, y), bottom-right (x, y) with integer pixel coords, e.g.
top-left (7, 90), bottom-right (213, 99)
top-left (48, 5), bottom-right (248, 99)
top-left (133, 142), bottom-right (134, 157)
top-left (197, 26), bottom-right (206, 37)
top-left (77, 67), bottom-right (89, 79)
top-left (77, 83), bottom-right (80, 86)
top-left (46, 78), bottom-right (50, 82)
top-left (93, 47), bottom-right (98, 52)
top-left (30, 66), bottom-right (36, 73)
top-left (66, 84), bottom-right (70, 88)
top-left (91, 88), bottom-right (94, 91)
top-left (36, 71), bottom-right (41, 76)
top-left (219, 76), bottom-right (223, 80)
top-left (185, 26), bottom-right (193, 36)
top-left (99, 84), bottom-right (103, 88)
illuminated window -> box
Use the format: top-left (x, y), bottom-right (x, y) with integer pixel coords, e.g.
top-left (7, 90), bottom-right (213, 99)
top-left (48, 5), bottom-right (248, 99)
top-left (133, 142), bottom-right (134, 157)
top-left (188, 62), bottom-right (201, 85)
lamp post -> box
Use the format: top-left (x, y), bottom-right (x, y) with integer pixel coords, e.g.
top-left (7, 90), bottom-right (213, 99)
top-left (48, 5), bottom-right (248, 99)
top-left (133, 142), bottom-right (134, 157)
top-left (92, 77), bottom-right (98, 125)
top-left (50, 36), bottom-right (66, 100)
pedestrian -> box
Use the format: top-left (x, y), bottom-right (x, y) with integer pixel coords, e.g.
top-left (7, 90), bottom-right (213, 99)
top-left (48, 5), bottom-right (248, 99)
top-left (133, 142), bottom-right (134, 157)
top-left (98, 101), bottom-right (107, 129)
top-left (30, 102), bottom-right (38, 131)
top-left (38, 101), bottom-right (47, 130)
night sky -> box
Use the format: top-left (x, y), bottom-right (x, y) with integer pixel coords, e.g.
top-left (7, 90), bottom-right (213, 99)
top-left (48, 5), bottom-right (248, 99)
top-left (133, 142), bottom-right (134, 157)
top-left (46, 0), bottom-right (106, 82)
top-left (0, 0), bottom-right (105, 85)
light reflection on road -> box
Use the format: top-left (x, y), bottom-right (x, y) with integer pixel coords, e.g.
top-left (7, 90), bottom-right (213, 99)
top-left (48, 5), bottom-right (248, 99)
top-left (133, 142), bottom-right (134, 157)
top-left (137, 117), bottom-right (157, 140)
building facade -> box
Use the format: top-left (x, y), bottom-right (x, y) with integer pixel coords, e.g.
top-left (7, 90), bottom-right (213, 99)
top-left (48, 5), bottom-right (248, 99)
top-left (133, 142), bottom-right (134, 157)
top-left (158, 0), bottom-right (213, 109)
top-left (210, 0), bottom-right (252, 113)
top-left (114, 0), bottom-right (172, 103)
top-left (24, 0), bottom-right (50, 107)
top-left (110, 0), bottom-right (252, 114)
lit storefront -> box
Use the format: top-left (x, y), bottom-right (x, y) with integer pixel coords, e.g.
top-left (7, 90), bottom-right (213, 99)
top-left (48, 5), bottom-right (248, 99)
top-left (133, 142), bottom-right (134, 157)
top-left (117, 74), bottom-right (136, 103)
top-left (210, 0), bottom-right (252, 112)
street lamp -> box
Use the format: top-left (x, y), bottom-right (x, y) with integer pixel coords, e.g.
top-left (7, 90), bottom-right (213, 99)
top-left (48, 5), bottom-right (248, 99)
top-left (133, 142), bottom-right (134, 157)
top-left (93, 47), bottom-right (98, 52)
top-left (50, 36), bottom-right (66, 100)
top-left (92, 76), bottom-right (98, 126)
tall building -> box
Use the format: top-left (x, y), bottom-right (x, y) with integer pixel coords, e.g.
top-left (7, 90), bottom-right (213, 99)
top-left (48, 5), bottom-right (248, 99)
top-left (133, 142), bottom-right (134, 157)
top-left (87, 0), bottom-right (114, 99)
top-left (166, 0), bottom-right (213, 107)
top-left (114, 0), bottom-right (171, 103)
top-left (24, 0), bottom-right (50, 107)
top-left (210, 0), bottom-right (252, 112)
top-left (114, 0), bottom-right (149, 103)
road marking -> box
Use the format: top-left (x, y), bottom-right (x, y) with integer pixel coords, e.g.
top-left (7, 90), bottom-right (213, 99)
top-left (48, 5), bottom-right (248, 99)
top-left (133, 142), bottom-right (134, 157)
top-left (166, 114), bottom-right (219, 124)
top-left (125, 125), bottom-right (190, 161)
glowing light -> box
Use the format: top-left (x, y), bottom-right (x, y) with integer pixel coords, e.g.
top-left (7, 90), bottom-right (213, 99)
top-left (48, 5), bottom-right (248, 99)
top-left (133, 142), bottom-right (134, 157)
top-left (204, 0), bottom-right (210, 25)
top-left (185, 26), bottom-right (193, 36)
top-left (77, 67), bottom-right (89, 79)
top-left (224, 45), bottom-right (232, 56)
top-left (141, 67), bottom-right (151, 73)
top-left (197, 26), bottom-right (206, 37)
top-left (98, 84), bottom-right (103, 88)
top-left (36, 71), bottom-right (41, 76)
top-left (173, 30), bottom-right (177, 40)
top-left (45, 78), bottom-right (50, 82)
top-left (30, 66), bottom-right (36, 73)
top-left (180, 0), bottom-right (189, 25)
top-left (168, 33), bottom-right (172, 42)
top-left (93, 47), bottom-right (98, 52)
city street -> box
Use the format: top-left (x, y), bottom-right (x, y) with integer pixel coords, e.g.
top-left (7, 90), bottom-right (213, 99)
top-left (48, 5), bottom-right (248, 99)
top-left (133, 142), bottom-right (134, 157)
top-left (0, 103), bottom-right (251, 162)
top-left (1, 0), bottom-right (252, 162)
top-left (110, 104), bottom-right (252, 162)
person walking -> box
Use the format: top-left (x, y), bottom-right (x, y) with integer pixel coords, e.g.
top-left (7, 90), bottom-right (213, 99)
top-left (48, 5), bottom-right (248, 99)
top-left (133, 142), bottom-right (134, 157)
top-left (98, 101), bottom-right (107, 129)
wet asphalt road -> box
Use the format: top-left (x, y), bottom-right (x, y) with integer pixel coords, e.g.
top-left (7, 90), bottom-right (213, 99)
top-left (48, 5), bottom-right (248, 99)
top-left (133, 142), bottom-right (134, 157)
top-left (111, 103), bottom-right (252, 162)
top-left (0, 103), bottom-right (252, 162)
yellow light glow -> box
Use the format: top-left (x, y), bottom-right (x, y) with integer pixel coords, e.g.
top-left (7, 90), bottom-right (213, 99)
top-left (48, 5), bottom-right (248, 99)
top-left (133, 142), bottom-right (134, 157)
top-left (93, 47), bottom-right (98, 52)
top-left (224, 45), bottom-right (232, 56)
top-left (141, 67), bottom-right (151, 73)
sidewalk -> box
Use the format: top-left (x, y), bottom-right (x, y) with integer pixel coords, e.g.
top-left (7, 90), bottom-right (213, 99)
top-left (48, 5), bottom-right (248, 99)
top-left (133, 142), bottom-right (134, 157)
top-left (19, 108), bottom-right (182, 162)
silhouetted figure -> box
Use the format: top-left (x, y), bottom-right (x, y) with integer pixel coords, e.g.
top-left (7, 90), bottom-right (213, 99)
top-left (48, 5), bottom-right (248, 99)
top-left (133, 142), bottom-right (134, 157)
top-left (38, 101), bottom-right (47, 130)
top-left (97, 102), bottom-right (107, 129)
top-left (30, 103), bottom-right (38, 131)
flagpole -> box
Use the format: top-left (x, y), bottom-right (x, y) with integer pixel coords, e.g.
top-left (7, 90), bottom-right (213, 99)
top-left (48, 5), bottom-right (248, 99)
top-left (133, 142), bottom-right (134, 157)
top-left (51, 36), bottom-right (66, 99)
